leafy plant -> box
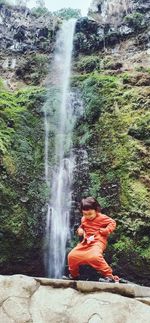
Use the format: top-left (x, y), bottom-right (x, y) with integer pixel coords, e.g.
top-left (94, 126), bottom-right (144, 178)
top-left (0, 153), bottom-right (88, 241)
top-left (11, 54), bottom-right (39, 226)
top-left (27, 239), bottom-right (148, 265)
top-left (124, 12), bottom-right (145, 30)
top-left (76, 55), bottom-right (100, 73)
top-left (53, 7), bottom-right (81, 20)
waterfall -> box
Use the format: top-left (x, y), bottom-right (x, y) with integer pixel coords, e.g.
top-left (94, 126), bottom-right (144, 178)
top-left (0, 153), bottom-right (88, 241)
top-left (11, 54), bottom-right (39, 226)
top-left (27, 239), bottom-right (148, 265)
top-left (44, 19), bottom-right (76, 278)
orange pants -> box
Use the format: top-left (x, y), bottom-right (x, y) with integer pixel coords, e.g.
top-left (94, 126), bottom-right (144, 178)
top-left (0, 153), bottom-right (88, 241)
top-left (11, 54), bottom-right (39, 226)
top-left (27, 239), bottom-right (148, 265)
top-left (68, 241), bottom-right (113, 278)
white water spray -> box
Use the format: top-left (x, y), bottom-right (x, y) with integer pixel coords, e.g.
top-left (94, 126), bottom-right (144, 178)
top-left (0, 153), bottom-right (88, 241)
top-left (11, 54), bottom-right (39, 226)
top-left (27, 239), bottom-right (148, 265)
top-left (44, 19), bottom-right (76, 278)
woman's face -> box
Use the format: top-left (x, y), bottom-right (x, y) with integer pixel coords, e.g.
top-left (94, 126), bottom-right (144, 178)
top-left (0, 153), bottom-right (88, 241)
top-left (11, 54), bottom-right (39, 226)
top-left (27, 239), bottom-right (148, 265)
top-left (82, 209), bottom-right (97, 220)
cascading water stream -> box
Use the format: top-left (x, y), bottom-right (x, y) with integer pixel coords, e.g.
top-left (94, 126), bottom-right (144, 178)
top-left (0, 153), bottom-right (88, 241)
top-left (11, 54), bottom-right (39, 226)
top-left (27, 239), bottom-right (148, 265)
top-left (44, 19), bottom-right (76, 278)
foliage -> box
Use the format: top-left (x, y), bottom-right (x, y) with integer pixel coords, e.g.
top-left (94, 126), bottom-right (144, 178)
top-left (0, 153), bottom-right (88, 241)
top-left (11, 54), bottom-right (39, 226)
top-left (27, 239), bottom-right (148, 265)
top-left (31, 6), bottom-right (51, 17)
top-left (16, 54), bottom-right (49, 85)
top-left (0, 78), bottom-right (8, 92)
top-left (53, 7), bottom-right (81, 20)
top-left (80, 74), bottom-right (118, 123)
top-left (72, 70), bottom-right (150, 284)
top-left (128, 112), bottom-right (150, 143)
top-left (75, 55), bottom-right (100, 73)
top-left (0, 86), bottom-right (46, 275)
top-left (124, 12), bottom-right (146, 30)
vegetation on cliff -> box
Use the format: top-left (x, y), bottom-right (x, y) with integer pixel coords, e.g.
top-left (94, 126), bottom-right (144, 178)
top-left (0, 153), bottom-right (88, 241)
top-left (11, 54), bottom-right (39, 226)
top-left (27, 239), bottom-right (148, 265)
top-left (0, 0), bottom-right (150, 285)
top-left (0, 82), bottom-right (46, 275)
top-left (71, 69), bottom-right (150, 285)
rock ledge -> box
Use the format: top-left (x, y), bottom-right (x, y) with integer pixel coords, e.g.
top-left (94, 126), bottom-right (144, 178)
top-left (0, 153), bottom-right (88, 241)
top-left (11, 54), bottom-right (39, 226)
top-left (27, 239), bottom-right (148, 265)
top-left (0, 275), bottom-right (150, 323)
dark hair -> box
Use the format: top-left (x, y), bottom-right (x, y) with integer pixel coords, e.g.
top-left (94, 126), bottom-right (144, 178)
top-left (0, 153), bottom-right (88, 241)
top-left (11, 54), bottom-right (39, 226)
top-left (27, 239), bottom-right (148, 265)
top-left (80, 197), bottom-right (101, 212)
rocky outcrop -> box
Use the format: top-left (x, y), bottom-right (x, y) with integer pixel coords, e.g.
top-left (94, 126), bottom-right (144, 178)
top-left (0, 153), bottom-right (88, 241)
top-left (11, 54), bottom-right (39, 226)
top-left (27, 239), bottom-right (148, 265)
top-left (0, 4), bottom-right (60, 88)
top-left (0, 275), bottom-right (150, 323)
top-left (90, 0), bottom-right (150, 26)
top-left (74, 0), bottom-right (150, 54)
top-left (0, 4), bottom-right (59, 54)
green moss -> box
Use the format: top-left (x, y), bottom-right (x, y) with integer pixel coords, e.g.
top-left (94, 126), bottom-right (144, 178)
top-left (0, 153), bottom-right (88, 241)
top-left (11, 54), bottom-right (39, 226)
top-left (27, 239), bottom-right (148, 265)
top-left (72, 71), bottom-right (150, 283)
top-left (0, 78), bottom-right (7, 91)
top-left (124, 12), bottom-right (146, 30)
top-left (0, 86), bottom-right (46, 273)
top-left (75, 55), bottom-right (100, 73)
top-left (16, 54), bottom-right (49, 85)
top-left (71, 74), bottom-right (89, 87)
top-left (128, 112), bottom-right (150, 143)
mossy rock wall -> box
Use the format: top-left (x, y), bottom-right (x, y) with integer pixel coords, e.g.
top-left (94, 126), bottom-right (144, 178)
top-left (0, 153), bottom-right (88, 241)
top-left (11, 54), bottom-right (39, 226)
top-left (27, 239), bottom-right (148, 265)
top-left (0, 3), bottom-right (150, 286)
top-left (71, 71), bottom-right (150, 286)
top-left (0, 85), bottom-right (47, 275)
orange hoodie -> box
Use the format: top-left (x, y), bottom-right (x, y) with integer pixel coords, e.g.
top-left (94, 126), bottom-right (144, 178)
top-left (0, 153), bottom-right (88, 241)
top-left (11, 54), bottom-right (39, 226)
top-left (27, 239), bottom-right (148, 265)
top-left (78, 212), bottom-right (116, 244)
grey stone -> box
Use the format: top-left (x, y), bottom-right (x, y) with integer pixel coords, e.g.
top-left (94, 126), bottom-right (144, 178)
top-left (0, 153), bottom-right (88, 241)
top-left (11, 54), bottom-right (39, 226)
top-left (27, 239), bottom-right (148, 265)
top-left (3, 297), bottom-right (31, 323)
top-left (0, 274), bottom-right (39, 303)
top-left (0, 275), bottom-right (150, 323)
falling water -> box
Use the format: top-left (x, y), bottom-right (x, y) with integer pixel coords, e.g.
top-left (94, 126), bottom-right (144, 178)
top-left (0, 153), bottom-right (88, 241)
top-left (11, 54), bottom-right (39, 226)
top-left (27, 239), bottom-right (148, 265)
top-left (44, 19), bottom-right (76, 278)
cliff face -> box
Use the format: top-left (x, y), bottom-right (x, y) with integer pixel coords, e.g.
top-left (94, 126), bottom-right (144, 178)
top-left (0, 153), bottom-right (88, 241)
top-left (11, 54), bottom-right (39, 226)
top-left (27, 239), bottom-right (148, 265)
top-left (0, 5), bottom-right (52, 276)
top-left (74, 0), bottom-right (150, 55)
top-left (0, 3), bottom-right (59, 53)
top-left (71, 0), bottom-right (150, 286)
top-left (0, 4), bottom-right (60, 90)
top-left (0, 2), bottom-right (150, 284)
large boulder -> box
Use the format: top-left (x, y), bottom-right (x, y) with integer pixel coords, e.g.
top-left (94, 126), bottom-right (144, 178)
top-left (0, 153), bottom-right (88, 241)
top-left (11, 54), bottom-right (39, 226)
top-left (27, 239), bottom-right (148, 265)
top-left (0, 275), bottom-right (150, 323)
